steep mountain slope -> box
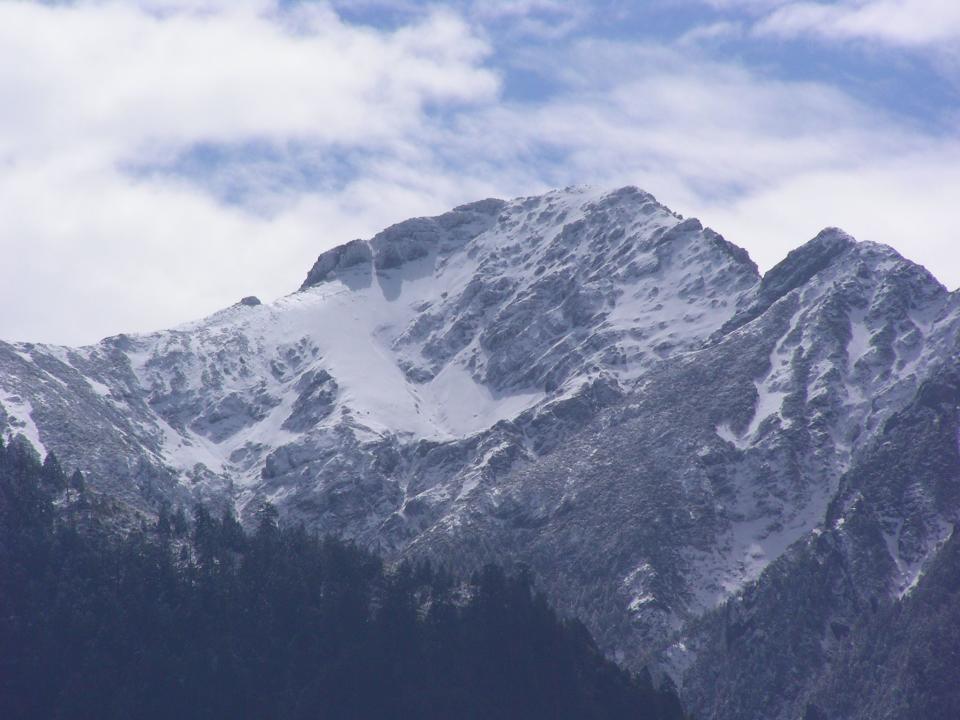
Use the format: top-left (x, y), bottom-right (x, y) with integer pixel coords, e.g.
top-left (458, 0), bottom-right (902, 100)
top-left (807, 525), bottom-right (960, 720)
top-left (2, 185), bottom-right (959, 718)
top-left (681, 360), bottom-right (960, 719)
top-left (409, 228), bottom-right (960, 671)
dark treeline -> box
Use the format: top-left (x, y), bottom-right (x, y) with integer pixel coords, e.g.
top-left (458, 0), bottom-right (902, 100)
top-left (0, 437), bottom-right (685, 720)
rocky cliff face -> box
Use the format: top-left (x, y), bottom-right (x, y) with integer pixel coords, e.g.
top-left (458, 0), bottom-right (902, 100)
top-left (2, 185), bottom-right (958, 718)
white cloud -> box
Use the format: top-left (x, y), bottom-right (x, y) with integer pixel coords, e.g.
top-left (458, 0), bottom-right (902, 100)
top-left (456, 41), bottom-right (901, 191)
top-left (0, 1), bottom-right (494, 155)
top-left (678, 20), bottom-right (745, 45)
top-left (756, 0), bottom-right (960, 47)
top-left (0, 0), bottom-right (498, 344)
top-left (699, 146), bottom-right (960, 276)
top-left (1, 0), bottom-right (959, 345)
top-left (697, 0), bottom-right (790, 9)
top-left (469, 0), bottom-right (590, 38)
top-left (471, 0), bottom-right (580, 19)
top-left (327, 0), bottom-right (590, 39)
top-left (687, 0), bottom-right (960, 76)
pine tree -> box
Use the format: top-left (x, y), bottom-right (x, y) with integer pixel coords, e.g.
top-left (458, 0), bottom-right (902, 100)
top-left (68, 469), bottom-right (85, 492)
top-left (171, 506), bottom-right (188, 536)
top-left (40, 451), bottom-right (65, 490)
top-left (156, 501), bottom-right (172, 536)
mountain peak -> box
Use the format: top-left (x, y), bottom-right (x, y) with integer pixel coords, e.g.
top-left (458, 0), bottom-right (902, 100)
top-left (300, 238), bottom-right (373, 289)
top-left (810, 226), bottom-right (857, 245)
top-left (300, 197), bottom-right (508, 290)
top-left (300, 186), bottom-right (692, 292)
top-left (718, 227), bottom-right (856, 335)
top-left (286, 184), bottom-right (756, 400)
top-left (763, 226), bottom-right (856, 292)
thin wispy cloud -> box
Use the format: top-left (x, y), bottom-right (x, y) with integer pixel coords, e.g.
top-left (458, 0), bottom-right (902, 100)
top-left (443, 39), bottom-right (960, 273)
top-left (756, 0), bottom-right (960, 48)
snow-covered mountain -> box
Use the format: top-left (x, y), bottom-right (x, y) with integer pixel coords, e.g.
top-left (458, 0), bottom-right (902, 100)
top-left (2, 185), bottom-right (959, 718)
top-left (0, 186), bottom-right (757, 516)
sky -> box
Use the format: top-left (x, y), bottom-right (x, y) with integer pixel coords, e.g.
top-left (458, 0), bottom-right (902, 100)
top-left (1, 0), bottom-right (958, 345)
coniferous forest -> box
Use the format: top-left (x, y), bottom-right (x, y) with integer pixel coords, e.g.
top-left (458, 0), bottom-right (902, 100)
top-left (0, 437), bottom-right (686, 720)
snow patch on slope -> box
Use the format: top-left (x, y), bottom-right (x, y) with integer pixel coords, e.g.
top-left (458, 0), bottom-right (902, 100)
top-left (0, 387), bottom-right (46, 456)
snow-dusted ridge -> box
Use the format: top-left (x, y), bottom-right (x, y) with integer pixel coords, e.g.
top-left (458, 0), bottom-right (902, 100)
top-left (17, 185), bottom-right (752, 493)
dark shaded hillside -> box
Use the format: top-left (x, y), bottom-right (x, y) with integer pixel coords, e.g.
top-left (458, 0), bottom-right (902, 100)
top-left (0, 437), bottom-right (684, 720)
top-left (679, 363), bottom-right (960, 720)
top-left (805, 527), bottom-right (960, 720)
